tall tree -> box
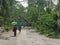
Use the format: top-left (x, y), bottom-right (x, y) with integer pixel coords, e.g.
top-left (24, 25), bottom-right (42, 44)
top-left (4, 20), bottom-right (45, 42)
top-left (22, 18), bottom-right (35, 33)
top-left (0, 0), bottom-right (16, 25)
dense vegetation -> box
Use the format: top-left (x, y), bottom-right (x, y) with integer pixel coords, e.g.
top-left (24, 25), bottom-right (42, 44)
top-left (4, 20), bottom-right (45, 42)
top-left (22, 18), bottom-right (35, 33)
top-left (0, 0), bottom-right (26, 30)
top-left (28, 0), bottom-right (60, 38)
top-left (0, 0), bottom-right (60, 38)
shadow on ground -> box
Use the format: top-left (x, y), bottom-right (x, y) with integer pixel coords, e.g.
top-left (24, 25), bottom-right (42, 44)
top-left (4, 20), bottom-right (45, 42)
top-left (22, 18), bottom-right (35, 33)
top-left (0, 35), bottom-right (9, 40)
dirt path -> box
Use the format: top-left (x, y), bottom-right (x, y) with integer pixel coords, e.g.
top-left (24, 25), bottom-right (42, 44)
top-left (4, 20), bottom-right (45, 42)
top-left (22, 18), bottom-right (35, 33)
top-left (0, 28), bottom-right (60, 45)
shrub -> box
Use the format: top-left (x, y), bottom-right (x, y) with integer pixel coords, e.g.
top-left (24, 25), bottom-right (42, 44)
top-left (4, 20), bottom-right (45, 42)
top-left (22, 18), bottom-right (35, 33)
top-left (36, 12), bottom-right (58, 37)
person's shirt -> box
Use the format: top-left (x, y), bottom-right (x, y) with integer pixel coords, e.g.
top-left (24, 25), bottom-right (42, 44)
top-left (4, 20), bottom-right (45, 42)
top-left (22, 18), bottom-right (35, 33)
top-left (17, 22), bottom-right (22, 28)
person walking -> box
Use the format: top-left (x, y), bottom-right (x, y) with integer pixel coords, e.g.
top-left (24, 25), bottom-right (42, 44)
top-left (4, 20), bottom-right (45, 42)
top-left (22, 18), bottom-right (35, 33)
top-left (13, 25), bottom-right (17, 37)
top-left (17, 22), bottom-right (22, 33)
top-left (11, 20), bottom-right (17, 36)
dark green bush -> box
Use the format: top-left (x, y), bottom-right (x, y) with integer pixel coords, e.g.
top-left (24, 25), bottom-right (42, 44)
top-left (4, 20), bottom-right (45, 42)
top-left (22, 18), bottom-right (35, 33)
top-left (35, 12), bottom-right (58, 37)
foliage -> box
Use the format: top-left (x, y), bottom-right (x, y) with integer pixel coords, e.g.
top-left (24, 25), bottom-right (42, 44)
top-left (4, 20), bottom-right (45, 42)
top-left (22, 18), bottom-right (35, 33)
top-left (36, 12), bottom-right (58, 37)
top-left (0, 0), bottom-right (27, 30)
top-left (0, 0), bottom-right (17, 30)
top-left (28, 0), bottom-right (59, 38)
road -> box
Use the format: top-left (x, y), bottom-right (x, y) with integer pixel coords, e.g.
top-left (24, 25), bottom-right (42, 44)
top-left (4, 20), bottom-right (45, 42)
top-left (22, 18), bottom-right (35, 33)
top-left (0, 28), bottom-right (60, 45)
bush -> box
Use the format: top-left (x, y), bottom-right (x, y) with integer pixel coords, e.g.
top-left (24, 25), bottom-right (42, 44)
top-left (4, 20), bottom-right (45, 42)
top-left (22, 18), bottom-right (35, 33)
top-left (35, 12), bottom-right (58, 37)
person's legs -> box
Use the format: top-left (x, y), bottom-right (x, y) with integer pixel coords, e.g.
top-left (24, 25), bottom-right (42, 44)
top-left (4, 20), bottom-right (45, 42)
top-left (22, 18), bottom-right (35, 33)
top-left (18, 27), bottom-right (21, 33)
top-left (18, 30), bottom-right (21, 33)
top-left (14, 31), bottom-right (16, 36)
